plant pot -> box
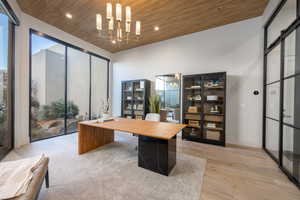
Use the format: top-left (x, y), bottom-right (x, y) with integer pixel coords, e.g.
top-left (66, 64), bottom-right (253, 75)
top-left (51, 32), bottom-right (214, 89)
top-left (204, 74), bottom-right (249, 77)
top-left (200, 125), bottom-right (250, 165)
top-left (145, 113), bottom-right (160, 122)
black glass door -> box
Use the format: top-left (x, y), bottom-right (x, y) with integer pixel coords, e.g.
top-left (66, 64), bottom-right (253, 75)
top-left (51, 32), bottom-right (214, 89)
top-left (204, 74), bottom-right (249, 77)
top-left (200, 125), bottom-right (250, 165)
top-left (264, 0), bottom-right (300, 188)
top-left (282, 28), bottom-right (300, 183)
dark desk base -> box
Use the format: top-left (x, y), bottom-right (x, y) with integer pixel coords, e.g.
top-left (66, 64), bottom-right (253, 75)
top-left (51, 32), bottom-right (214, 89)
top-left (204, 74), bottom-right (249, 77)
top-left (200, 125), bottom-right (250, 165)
top-left (138, 135), bottom-right (177, 176)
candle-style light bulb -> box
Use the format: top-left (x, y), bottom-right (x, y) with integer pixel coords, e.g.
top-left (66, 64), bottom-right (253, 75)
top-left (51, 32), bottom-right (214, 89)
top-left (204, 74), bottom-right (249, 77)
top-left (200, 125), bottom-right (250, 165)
top-left (106, 3), bottom-right (112, 20)
top-left (125, 22), bottom-right (131, 33)
top-left (116, 3), bottom-right (122, 21)
top-left (126, 6), bottom-right (131, 22)
top-left (136, 21), bottom-right (141, 35)
top-left (96, 14), bottom-right (102, 30)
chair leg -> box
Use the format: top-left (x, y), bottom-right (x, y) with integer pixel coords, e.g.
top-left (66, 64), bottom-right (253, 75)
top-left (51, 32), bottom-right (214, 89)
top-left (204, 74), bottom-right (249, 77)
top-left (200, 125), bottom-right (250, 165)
top-left (45, 170), bottom-right (49, 188)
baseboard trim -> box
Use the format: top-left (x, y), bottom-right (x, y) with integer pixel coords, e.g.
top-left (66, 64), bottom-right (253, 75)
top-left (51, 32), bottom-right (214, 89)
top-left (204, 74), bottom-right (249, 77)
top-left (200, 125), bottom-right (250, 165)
top-left (226, 143), bottom-right (262, 151)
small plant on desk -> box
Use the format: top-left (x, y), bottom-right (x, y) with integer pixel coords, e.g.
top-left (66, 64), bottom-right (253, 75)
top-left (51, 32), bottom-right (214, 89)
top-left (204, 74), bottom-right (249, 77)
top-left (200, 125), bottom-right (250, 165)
top-left (149, 95), bottom-right (160, 114)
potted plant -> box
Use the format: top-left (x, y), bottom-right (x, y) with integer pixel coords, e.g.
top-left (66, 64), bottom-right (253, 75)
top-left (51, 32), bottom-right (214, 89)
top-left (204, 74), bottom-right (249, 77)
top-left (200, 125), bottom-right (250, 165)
top-left (147, 95), bottom-right (161, 121)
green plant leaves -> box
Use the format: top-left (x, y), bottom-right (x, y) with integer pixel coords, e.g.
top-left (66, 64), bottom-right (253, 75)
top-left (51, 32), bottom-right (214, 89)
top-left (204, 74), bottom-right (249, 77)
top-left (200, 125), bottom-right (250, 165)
top-left (149, 95), bottom-right (160, 113)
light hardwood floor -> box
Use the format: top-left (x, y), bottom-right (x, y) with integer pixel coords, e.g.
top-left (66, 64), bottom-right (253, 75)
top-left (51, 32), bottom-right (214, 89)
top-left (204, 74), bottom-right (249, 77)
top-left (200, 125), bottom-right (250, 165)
top-left (7, 133), bottom-right (300, 200)
top-left (177, 139), bottom-right (300, 200)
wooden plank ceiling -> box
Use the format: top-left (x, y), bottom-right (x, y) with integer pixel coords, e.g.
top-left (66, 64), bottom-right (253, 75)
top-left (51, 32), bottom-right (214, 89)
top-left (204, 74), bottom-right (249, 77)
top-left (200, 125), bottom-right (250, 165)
top-left (17, 0), bottom-right (269, 53)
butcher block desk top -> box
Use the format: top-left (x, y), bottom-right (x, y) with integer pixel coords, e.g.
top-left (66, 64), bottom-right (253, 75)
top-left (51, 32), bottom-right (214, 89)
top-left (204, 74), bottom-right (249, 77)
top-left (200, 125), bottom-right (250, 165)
top-left (79, 118), bottom-right (186, 140)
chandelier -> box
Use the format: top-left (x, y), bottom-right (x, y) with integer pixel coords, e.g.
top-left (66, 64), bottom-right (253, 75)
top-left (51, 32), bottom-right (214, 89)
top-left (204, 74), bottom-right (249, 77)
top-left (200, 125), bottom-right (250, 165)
top-left (96, 1), bottom-right (141, 44)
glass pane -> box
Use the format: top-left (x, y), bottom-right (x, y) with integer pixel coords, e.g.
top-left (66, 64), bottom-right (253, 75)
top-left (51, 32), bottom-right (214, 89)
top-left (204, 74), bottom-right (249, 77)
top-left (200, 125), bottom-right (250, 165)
top-left (283, 126), bottom-right (300, 182)
top-left (67, 48), bottom-right (90, 133)
top-left (268, 0), bottom-right (297, 46)
top-left (266, 118), bottom-right (279, 160)
top-left (31, 34), bottom-right (66, 141)
top-left (0, 13), bottom-right (12, 158)
top-left (266, 82), bottom-right (280, 120)
top-left (91, 56), bottom-right (108, 119)
top-left (283, 76), bottom-right (300, 128)
top-left (122, 82), bottom-right (133, 119)
top-left (267, 45), bottom-right (281, 84)
top-left (133, 81), bottom-right (146, 120)
top-left (155, 74), bottom-right (181, 123)
top-left (284, 30), bottom-right (299, 77)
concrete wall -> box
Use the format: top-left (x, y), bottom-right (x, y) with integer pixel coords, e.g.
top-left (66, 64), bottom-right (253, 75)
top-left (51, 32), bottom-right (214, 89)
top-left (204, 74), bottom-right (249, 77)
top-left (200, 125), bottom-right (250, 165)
top-left (67, 48), bottom-right (90, 117)
top-left (31, 50), bottom-right (46, 105)
top-left (32, 49), bottom-right (65, 105)
top-left (45, 50), bottom-right (65, 105)
top-left (91, 56), bottom-right (108, 118)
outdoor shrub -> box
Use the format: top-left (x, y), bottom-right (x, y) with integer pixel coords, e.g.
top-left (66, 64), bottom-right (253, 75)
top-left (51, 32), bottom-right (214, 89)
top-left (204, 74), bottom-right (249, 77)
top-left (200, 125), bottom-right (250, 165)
top-left (38, 99), bottom-right (79, 120)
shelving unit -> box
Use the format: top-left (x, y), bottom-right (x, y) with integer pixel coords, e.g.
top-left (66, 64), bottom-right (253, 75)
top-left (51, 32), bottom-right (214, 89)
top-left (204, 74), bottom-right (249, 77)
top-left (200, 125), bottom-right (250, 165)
top-left (121, 79), bottom-right (150, 120)
top-left (182, 72), bottom-right (226, 146)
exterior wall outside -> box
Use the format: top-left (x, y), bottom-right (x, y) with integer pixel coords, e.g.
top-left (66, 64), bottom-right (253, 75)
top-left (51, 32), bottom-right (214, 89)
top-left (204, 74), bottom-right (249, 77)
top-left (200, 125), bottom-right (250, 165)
top-left (32, 49), bottom-right (65, 106)
top-left (31, 50), bottom-right (46, 105)
top-left (67, 48), bottom-right (90, 117)
top-left (45, 50), bottom-right (65, 105)
top-left (91, 56), bottom-right (108, 118)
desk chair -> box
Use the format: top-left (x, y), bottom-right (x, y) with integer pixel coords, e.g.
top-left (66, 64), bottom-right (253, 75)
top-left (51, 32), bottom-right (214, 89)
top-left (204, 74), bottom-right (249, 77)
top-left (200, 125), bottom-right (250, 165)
top-left (134, 113), bottom-right (161, 150)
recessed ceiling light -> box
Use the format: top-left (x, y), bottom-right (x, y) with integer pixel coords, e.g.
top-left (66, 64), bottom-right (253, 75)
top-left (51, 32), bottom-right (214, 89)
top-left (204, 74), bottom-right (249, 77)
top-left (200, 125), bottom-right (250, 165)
top-left (112, 40), bottom-right (116, 44)
top-left (154, 26), bottom-right (159, 31)
top-left (65, 13), bottom-right (72, 19)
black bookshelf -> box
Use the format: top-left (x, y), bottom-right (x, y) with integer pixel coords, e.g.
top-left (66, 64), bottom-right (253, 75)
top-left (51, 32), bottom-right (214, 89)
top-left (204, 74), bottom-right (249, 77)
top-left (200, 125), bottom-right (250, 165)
top-left (182, 72), bottom-right (226, 146)
top-left (121, 79), bottom-right (150, 120)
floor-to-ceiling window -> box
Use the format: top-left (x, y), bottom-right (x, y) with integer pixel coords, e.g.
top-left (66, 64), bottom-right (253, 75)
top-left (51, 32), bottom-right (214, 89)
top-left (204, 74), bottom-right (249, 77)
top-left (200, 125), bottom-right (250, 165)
top-left (91, 55), bottom-right (109, 119)
top-left (67, 48), bottom-right (90, 133)
top-left (0, 0), bottom-right (18, 160)
top-left (30, 30), bottom-right (109, 142)
top-left (30, 34), bottom-right (66, 140)
top-left (263, 0), bottom-right (300, 188)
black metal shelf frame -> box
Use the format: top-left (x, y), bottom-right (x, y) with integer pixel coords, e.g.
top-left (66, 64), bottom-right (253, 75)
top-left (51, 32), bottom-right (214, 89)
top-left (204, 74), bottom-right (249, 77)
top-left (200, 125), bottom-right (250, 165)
top-left (182, 72), bottom-right (226, 147)
top-left (263, 0), bottom-right (300, 189)
top-left (121, 79), bottom-right (150, 120)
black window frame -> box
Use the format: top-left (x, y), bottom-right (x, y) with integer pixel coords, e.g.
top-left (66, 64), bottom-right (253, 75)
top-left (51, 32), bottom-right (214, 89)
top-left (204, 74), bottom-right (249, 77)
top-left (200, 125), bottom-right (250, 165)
top-left (263, 0), bottom-right (300, 189)
top-left (0, 0), bottom-right (18, 160)
top-left (29, 29), bottom-right (110, 142)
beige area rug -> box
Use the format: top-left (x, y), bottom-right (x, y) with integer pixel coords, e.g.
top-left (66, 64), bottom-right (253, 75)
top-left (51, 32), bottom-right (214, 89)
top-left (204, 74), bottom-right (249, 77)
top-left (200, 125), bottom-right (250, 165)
top-left (4, 133), bottom-right (206, 200)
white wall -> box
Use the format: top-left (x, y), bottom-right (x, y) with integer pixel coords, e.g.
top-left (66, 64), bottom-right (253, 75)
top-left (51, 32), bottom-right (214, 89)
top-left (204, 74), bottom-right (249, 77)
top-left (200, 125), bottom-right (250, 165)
top-left (112, 0), bottom-right (284, 148)
top-left (7, 0), bottom-right (112, 147)
top-left (112, 17), bottom-right (265, 148)
top-left (7, 0), bottom-right (281, 148)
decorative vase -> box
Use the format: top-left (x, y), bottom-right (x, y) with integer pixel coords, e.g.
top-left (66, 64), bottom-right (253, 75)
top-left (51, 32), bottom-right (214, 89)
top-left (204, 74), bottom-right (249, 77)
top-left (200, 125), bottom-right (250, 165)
top-left (103, 113), bottom-right (111, 119)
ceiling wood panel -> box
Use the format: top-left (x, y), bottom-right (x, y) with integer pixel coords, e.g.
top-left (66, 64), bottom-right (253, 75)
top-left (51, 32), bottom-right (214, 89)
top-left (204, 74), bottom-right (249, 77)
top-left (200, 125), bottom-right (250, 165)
top-left (17, 0), bottom-right (269, 53)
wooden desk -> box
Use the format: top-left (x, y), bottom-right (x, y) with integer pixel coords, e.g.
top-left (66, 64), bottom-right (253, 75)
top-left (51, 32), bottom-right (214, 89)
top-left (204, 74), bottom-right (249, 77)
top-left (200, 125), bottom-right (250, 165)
top-left (78, 118), bottom-right (186, 175)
